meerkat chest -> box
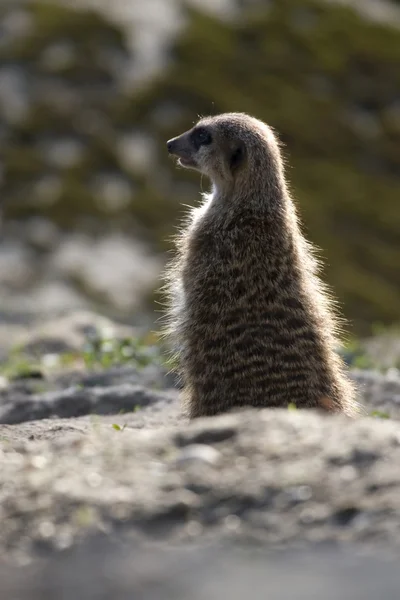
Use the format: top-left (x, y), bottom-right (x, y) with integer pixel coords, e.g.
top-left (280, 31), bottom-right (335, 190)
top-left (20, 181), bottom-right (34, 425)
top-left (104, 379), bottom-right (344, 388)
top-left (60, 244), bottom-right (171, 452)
top-left (182, 217), bottom-right (267, 300)
top-left (184, 210), bottom-right (235, 270)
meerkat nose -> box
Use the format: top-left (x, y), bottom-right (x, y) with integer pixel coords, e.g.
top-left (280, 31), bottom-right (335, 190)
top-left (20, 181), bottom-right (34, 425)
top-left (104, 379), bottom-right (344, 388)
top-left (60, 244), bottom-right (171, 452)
top-left (167, 139), bottom-right (175, 153)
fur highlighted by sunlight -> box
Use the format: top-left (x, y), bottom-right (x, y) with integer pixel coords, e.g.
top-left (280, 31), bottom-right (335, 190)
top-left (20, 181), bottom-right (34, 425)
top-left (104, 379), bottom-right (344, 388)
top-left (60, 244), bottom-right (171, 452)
top-left (162, 113), bottom-right (359, 419)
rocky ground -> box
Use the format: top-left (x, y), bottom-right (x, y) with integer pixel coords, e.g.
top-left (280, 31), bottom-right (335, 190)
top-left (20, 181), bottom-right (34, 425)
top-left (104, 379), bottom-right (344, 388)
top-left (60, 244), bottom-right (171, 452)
top-left (0, 311), bottom-right (400, 597)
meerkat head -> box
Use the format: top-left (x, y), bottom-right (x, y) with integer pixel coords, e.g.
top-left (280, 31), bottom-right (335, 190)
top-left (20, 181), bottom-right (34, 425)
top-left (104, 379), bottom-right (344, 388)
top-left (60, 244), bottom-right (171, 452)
top-left (167, 112), bottom-right (283, 190)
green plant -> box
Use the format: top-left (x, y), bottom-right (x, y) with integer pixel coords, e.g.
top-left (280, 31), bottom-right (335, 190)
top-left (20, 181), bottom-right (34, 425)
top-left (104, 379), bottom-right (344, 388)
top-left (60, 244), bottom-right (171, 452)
top-left (112, 423), bottom-right (126, 431)
top-left (80, 333), bottom-right (163, 371)
top-left (370, 410), bottom-right (390, 419)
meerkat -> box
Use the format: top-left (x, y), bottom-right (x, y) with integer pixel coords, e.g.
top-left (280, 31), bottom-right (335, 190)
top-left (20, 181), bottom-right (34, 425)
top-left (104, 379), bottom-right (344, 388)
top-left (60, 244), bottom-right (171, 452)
top-left (163, 112), bottom-right (359, 419)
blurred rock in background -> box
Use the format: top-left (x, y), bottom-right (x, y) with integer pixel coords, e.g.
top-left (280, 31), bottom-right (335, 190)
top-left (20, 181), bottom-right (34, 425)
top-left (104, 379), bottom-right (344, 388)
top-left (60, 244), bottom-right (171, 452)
top-left (0, 0), bottom-right (399, 336)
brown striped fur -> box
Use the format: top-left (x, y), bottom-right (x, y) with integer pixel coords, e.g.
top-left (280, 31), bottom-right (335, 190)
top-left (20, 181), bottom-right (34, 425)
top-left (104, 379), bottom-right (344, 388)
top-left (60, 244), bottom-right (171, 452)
top-left (163, 113), bottom-right (359, 419)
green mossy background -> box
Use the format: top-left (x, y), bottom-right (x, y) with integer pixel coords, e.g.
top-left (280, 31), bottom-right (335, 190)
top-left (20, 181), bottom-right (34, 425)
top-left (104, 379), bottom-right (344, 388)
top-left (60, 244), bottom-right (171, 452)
top-left (1, 0), bottom-right (400, 334)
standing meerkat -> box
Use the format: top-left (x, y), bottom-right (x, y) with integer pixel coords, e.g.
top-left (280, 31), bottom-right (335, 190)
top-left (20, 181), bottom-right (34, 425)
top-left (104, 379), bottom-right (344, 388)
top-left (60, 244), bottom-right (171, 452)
top-left (163, 112), bottom-right (358, 419)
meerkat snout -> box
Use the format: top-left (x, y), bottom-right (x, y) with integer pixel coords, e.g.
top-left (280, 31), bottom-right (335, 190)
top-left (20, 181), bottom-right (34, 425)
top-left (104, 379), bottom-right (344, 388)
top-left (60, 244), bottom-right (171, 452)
top-left (167, 134), bottom-right (197, 169)
top-left (167, 125), bottom-right (214, 172)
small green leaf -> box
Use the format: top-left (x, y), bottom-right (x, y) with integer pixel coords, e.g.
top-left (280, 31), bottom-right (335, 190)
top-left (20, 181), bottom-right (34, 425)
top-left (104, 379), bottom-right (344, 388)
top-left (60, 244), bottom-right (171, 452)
top-left (370, 410), bottom-right (390, 419)
top-left (112, 423), bottom-right (122, 431)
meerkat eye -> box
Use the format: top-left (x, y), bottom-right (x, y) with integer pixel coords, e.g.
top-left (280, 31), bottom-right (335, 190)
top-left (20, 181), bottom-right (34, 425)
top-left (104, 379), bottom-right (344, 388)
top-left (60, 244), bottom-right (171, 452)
top-left (192, 127), bottom-right (212, 149)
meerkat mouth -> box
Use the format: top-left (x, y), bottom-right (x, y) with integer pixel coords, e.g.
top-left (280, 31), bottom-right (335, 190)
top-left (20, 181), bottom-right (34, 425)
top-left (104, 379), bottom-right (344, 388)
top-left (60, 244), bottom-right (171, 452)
top-left (178, 157), bottom-right (196, 168)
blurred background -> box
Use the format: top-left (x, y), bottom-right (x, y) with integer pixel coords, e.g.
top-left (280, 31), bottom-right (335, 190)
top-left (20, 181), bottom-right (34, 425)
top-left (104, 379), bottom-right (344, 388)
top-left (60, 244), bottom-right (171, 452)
top-left (0, 0), bottom-right (399, 340)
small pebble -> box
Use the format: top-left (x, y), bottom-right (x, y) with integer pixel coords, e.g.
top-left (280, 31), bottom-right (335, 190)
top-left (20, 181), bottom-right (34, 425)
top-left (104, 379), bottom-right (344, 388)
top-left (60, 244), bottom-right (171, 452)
top-left (174, 444), bottom-right (221, 467)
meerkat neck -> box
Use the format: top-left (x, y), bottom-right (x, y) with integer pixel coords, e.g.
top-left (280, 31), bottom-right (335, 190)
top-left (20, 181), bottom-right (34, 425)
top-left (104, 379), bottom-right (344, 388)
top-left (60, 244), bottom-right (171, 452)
top-left (209, 173), bottom-right (286, 217)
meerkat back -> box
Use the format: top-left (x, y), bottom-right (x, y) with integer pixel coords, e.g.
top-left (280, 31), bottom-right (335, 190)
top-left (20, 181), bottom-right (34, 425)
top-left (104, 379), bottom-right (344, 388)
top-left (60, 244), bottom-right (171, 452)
top-left (164, 113), bottom-right (358, 419)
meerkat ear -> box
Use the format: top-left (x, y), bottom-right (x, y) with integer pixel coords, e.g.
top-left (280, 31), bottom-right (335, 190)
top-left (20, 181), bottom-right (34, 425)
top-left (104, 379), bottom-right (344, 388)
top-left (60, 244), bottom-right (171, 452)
top-left (229, 141), bottom-right (246, 173)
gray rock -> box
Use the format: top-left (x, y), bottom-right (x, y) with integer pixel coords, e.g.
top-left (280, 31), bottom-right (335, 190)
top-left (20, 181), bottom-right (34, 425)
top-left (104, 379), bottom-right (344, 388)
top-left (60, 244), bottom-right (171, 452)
top-left (16, 310), bottom-right (140, 357)
top-left (50, 234), bottom-right (162, 312)
top-left (0, 66), bottom-right (30, 124)
top-left (350, 369), bottom-right (400, 416)
top-left (1, 537), bottom-right (400, 599)
top-left (38, 137), bottom-right (86, 169)
top-left (174, 443), bottom-right (222, 467)
top-left (0, 241), bottom-right (35, 290)
top-left (0, 383), bottom-right (173, 424)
